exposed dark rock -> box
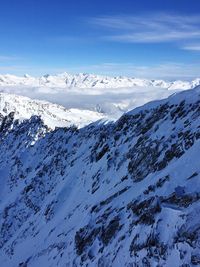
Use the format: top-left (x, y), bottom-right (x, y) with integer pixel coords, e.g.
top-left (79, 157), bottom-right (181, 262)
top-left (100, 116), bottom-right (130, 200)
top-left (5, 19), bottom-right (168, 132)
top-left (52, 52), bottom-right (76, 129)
top-left (191, 254), bottom-right (200, 265)
top-left (75, 226), bottom-right (101, 256)
top-left (101, 216), bottom-right (121, 245)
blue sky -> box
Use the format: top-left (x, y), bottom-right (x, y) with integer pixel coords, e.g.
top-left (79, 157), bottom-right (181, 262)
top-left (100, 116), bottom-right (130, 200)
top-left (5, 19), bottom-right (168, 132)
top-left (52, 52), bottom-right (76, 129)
top-left (1, 0), bottom-right (200, 79)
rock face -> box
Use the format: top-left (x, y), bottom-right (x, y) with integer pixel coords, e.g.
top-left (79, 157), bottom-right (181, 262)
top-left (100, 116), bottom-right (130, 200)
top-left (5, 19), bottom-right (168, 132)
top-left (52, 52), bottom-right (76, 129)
top-left (0, 87), bottom-right (200, 266)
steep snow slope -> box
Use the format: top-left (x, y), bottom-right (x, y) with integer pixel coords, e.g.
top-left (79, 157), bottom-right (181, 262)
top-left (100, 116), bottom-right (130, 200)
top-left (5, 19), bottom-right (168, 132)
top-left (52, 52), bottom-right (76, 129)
top-left (0, 93), bottom-right (104, 129)
top-left (0, 87), bottom-right (200, 266)
top-left (0, 72), bottom-right (199, 89)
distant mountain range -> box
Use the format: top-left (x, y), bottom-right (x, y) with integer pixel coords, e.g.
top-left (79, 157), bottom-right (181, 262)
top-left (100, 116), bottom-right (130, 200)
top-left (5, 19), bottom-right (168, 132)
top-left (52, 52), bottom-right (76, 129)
top-left (0, 72), bottom-right (200, 90)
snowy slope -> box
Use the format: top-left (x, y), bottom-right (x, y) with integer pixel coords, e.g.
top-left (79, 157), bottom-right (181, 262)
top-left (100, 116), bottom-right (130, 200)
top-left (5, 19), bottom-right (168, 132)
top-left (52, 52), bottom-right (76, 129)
top-left (0, 93), bottom-right (104, 129)
top-left (0, 72), bottom-right (199, 89)
top-left (0, 86), bottom-right (200, 266)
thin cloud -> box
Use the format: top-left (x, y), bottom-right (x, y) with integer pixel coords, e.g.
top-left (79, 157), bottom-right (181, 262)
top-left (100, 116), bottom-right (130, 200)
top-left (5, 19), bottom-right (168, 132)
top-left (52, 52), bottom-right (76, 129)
top-left (0, 62), bottom-right (199, 80)
top-left (91, 14), bottom-right (200, 44)
top-left (182, 45), bottom-right (200, 51)
top-left (67, 62), bottom-right (200, 80)
top-left (0, 55), bottom-right (21, 61)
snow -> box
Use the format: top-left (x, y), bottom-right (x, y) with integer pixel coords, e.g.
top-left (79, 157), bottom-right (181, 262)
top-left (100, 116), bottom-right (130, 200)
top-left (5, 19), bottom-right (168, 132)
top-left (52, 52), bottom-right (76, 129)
top-left (0, 86), bottom-right (200, 266)
top-left (0, 92), bottom-right (104, 129)
top-left (0, 72), bottom-right (199, 90)
top-left (0, 72), bottom-right (199, 123)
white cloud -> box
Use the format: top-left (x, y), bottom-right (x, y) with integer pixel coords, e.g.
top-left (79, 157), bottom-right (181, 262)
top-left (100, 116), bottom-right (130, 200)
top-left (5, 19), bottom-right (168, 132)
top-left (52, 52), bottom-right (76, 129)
top-left (182, 45), bottom-right (200, 51)
top-left (67, 62), bottom-right (200, 80)
top-left (0, 55), bottom-right (21, 62)
top-left (91, 14), bottom-right (200, 44)
top-left (0, 61), bottom-right (199, 80)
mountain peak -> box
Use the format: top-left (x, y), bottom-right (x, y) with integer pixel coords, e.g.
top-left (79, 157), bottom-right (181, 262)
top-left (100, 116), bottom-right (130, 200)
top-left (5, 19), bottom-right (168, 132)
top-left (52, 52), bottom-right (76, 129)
top-left (0, 72), bottom-right (199, 90)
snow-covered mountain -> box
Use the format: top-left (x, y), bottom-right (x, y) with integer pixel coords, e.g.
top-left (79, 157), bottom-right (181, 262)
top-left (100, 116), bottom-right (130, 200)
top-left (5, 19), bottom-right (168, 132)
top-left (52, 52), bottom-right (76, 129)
top-left (0, 73), bottom-right (188, 121)
top-left (0, 93), bottom-right (104, 129)
top-left (0, 73), bottom-right (198, 120)
top-left (0, 72), bottom-right (200, 90)
top-left (0, 86), bottom-right (200, 266)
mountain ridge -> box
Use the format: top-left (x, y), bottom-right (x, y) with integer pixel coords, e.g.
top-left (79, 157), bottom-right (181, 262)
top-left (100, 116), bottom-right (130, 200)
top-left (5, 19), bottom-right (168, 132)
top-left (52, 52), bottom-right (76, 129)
top-left (0, 92), bottom-right (105, 130)
top-left (0, 72), bottom-right (200, 90)
top-left (0, 86), bottom-right (200, 266)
